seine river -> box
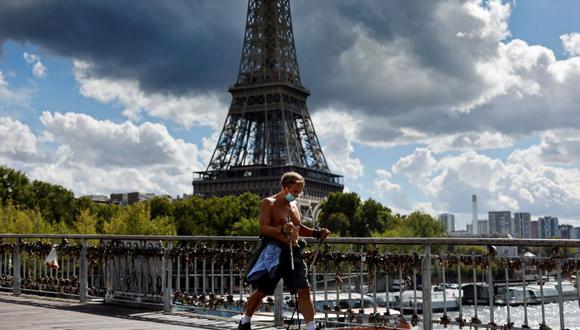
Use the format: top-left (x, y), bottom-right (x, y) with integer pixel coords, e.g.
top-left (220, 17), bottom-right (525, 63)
top-left (431, 301), bottom-right (580, 329)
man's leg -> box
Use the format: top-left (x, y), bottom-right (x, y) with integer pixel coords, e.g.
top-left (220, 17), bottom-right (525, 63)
top-left (297, 287), bottom-right (316, 329)
top-left (245, 289), bottom-right (266, 316)
top-left (238, 290), bottom-right (266, 329)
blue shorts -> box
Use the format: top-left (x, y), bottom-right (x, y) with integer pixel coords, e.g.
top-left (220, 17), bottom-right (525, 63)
top-left (254, 245), bottom-right (309, 295)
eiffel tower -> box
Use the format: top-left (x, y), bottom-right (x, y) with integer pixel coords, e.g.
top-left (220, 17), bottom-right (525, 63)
top-left (193, 0), bottom-right (343, 206)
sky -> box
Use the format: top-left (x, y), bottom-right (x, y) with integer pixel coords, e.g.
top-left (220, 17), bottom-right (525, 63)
top-left (1, 0), bottom-right (580, 230)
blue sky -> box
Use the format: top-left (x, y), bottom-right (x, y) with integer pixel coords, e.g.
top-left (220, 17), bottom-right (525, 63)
top-left (1, 0), bottom-right (580, 230)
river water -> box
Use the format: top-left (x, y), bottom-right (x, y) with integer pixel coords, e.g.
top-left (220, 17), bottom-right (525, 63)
top-left (430, 301), bottom-right (580, 329)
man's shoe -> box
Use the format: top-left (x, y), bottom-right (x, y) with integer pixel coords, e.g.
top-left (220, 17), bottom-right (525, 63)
top-left (238, 319), bottom-right (251, 330)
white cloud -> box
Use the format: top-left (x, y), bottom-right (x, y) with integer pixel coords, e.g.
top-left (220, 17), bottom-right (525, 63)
top-left (311, 108), bottom-right (364, 179)
top-left (0, 116), bottom-right (37, 161)
top-left (561, 33), bottom-right (580, 57)
top-left (392, 148), bottom-right (437, 184)
top-left (0, 70), bottom-right (29, 106)
top-left (390, 146), bottom-right (580, 219)
top-left (373, 169), bottom-right (410, 210)
top-left (0, 112), bottom-right (204, 196)
top-left (23, 52), bottom-right (47, 78)
top-left (74, 61), bottom-right (226, 129)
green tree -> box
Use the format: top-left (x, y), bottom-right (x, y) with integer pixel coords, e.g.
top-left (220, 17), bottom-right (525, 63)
top-left (318, 192), bottom-right (362, 236)
top-left (75, 209), bottom-right (98, 234)
top-left (30, 180), bottom-right (76, 225)
top-left (0, 166), bottom-right (32, 208)
top-left (103, 202), bottom-right (176, 235)
top-left (148, 196), bottom-right (174, 220)
top-left (229, 217), bottom-right (260, 236)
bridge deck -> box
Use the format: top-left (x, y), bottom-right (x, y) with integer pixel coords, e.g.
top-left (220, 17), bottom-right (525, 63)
top-left (0, 293), bottom-right (281, 330)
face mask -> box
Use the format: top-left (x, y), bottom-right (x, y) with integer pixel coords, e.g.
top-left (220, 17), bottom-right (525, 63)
top-left (285, 192), bottom-right (296, 203)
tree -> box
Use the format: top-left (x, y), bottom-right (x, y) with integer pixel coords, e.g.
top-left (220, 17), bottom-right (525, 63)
top-left (30, 180), bottom-right (76, 225)
top-left (229, 217), bottom-right (260, 236)
top-left (0, 166), bottom-right (32, 208)
top-left (148, 196), bottom-right (174, 220)
top-left (318, 192), bottom-right (363, 236)
top-left (404, 211), bottom-right (446, 237)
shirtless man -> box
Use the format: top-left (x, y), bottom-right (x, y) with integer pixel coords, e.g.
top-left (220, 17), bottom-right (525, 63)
top-left (238, 172), bottom-right (329, 330)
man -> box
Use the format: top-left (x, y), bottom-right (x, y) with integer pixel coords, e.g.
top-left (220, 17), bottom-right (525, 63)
top-left (239, 171), bottom-right (329, 330)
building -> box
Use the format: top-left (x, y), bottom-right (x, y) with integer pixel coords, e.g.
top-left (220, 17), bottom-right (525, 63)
top-left (81, 195), bottom-right (109, 204)
top-left (466, 224), bottom-right (473, 234)
top-left (530, 220), bottom-right (539, 238)
top-left (513, 212), bottom-right (531, 238)
top-left (573, 227), bottom-right (580, 239)
top-left (477, 219), bottom-right (488, 235)
top-left (471, 194), bottom-right (478, 235)
top-left (539, 216), bottom-right (560, 238)
top-left (559, 224), bottom-right (573, 239)
top-left (109, 192), bottom-right (157, 205)
top-left (488, 211), bottom-right (512, 236)
top-left (437, 213), bottom-right (455, 233)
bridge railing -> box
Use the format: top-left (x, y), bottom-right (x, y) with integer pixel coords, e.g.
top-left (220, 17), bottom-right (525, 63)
top-left (0, 234), bottom-right (579, 329)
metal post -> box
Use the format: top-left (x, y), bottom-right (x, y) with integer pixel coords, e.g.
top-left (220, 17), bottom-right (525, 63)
top-left (79, 240), bottom-right (88, 302)
top-left (360, 246), bottom-right (365, 309)
top-left (556, 258), bottom-right (565, 330)
top-left (522, 259), bottom-right (528, 327)
top-left (487, 253), bottom-right (494, 324)
top-left (163, 242), bottom-right (173, 313)
top-left (399, 269), bottom-right (404, 316)
top-left (176, 255), bottom-right (181, 292)
top-left (12, 238), bottom-right (21, 296)
top-left (442, 265), bottom-right (447, 317)
top-left (421, 244), bottom-right (432, 330)
top-left (274, 280), bottom-right (284, 326)
top-left (505, 267), bottom-right (511, 326)
top-left (472, 252), bottom-right (478, 322)
top-left (576, 253), bottom-right (580, 308)
top-left (539, 268), bottom-right (546, 327)
top-left (412, 270), bottom-right (417, 316)
top-left (373, 266), bottom-right (377, 314)
top-left (457, 264), bottom-right (462, 321)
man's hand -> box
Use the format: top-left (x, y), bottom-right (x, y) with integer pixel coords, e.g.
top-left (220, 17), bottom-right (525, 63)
top-left (320, 228), bottom-right (330, 240)
top-left (282, 222), bottom-right (294, 235)
top-left (313, 227), bottom-right (330, 240)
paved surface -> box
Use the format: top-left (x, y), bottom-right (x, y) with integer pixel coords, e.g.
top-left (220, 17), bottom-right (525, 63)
top-left (0, 293), bottom-right (281, 330)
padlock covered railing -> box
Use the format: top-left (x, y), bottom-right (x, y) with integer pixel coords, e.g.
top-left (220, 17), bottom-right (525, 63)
top-left (0, 234), bottom-right (579, 330)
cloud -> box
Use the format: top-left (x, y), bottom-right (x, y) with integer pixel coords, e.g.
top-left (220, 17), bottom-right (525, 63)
top-left (561, 33), bottom-right (580, 57)
top-left (0, 116), bottom-right (38, 162)
top-left (0, 70), bottom-right (29, 107)
top-left (0, 1), bottom-right (245, 95)
top-left (3, 0), bottom-right (580, 152)
top-left (74, 61), bottom-right (227, 128)
top-left (23, 52), bottom-right (47, 78)
top-left (388, 146), bottom-right (580, 219)
top-left (373, 169), bottom-right (410, 210)
top-left (392, 148), bottom-right (437, 184)
top-left (0, 112), bottom-right (205, 196)
top-left (311, 108), bottom-right (364, 179)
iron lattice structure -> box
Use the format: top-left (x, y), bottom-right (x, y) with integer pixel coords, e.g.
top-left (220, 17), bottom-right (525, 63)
top-left (193, 0), bottom-right (343, 201)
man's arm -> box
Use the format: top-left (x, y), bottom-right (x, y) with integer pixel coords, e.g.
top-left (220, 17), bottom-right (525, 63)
top-left (259, 198), bottom-right (291, 242)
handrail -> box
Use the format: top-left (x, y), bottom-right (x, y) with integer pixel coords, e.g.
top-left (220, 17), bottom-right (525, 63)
top-left (0, 234), bottom-right (578, 247)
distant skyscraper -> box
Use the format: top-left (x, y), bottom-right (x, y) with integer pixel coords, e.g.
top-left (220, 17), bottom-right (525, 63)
top-left (513, 212), bottom-right (531, 238)
top-left (539, 216), bottom-right (560, 238)
top-left (438, 213), bottom-right (455, 233)
top-left (472, 194), bottom-right (478, 235)
top-left (477, 219), bottom-right (488, 235)
top-left (573, 227), bottom-right (580, 240)
top-left (530, 221), bottom-right (539, 238)
top-left (488, 211), bottom-right (512, 236)
top-left (466, 223), bottom-right (473, 234)
top-left (559, 224), bottom-right (573, 239)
